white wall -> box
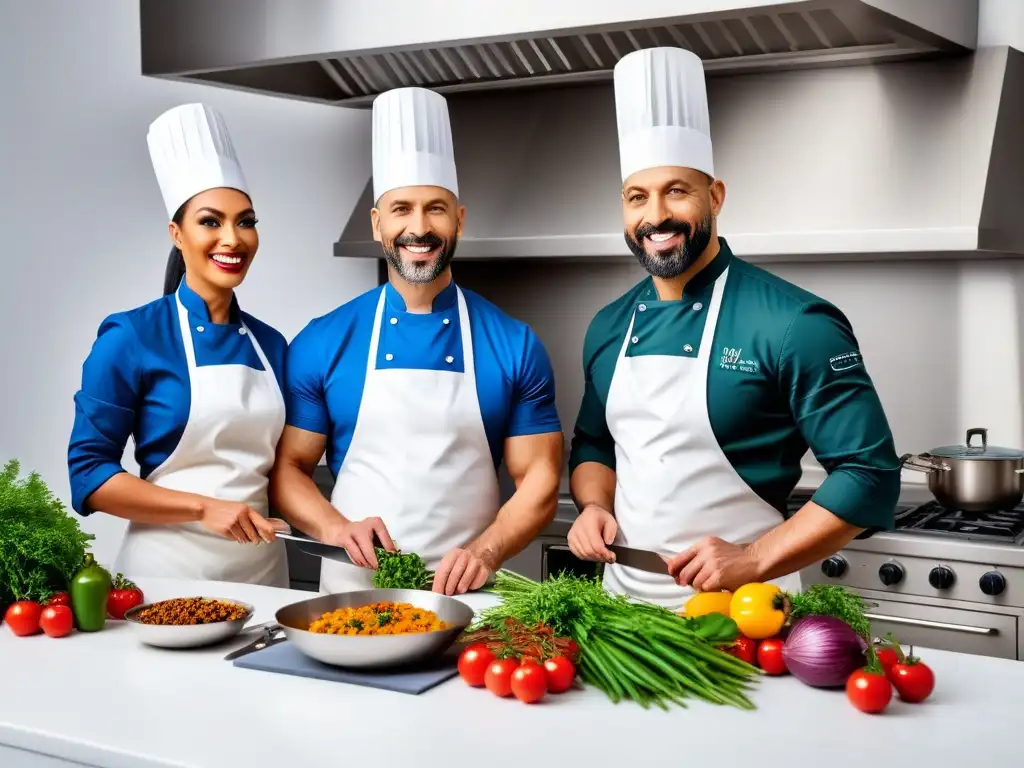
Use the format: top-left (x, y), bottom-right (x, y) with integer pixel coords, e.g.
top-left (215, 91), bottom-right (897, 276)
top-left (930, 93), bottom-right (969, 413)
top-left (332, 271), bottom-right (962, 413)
top-left (0, 1), bottom-right (377, 565)
top-left (980, 0), bottom-right (1024, 50)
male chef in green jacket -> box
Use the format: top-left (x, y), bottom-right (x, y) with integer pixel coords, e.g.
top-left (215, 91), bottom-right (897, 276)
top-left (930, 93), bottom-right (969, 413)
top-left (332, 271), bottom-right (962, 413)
top-left (566, 47), bottom-right (901, 609)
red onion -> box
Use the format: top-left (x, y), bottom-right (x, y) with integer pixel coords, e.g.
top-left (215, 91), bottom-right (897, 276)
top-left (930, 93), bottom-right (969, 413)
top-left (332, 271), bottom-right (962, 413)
top-left (781, 616), bottom-right (867, 688)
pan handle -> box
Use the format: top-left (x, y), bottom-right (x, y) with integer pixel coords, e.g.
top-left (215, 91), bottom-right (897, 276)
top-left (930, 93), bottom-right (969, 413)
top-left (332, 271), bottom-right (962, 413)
top-left (899, 453), bottom-right (950, 473)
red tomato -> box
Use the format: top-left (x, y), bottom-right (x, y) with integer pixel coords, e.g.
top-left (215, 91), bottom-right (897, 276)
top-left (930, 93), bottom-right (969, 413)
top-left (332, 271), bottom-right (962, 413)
top-left (563, 639), bottom-right (580, 661)
top-left (725, 636), bottom-right (757, 665)
top-left (4, 601), bottom-right (42, 637)
top-left (875, 646), bottom-right (899, 674)
top-left (484, 658), bottom-right (520, 698)
top-left (39, 605), bottom-right (74, 638)
top-left (756, 637), bottom-right (788, 675)
top-left (107, 574), bottom-right (144, 620)
top-left (889, 660), bottom-right (935, 703)
top-left (457, 645), bottom-right (496, 687)
top-left (46, 592), bottom-right (70, 607)
top-left (543, 656), bottom-right (576, 693)
top-left (510, 662), bottom-right (548, 704)
top-left (846, 669), bottom-right (892, 714)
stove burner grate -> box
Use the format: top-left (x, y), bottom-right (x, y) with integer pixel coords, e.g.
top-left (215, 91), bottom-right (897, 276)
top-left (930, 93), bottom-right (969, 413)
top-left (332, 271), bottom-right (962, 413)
top-left (895, 502), bottom-right (1024, 542)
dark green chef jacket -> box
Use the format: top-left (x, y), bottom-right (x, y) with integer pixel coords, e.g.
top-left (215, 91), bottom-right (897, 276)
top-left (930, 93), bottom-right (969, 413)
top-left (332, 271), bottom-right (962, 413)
top-left (569, 238), bottom-right (901, 530)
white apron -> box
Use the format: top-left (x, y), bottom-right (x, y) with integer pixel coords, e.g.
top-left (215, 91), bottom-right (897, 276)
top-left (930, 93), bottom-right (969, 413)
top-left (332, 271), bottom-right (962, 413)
top-left (320, 286), bottom-right (501, 593)
top-left (603, 266), bottom-right (802, 610)
top-left (114, 292), bottom-right (289, 587)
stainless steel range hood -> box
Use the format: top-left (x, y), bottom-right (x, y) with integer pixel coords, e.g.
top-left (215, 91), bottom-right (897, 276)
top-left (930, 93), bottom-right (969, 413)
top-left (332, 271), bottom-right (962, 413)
top-left (332, 45), bottom-right (1023, 263)
top-left (141, 0), bottom-right (976, 105)
top-left (142, 0), bottom-right (1024, 263)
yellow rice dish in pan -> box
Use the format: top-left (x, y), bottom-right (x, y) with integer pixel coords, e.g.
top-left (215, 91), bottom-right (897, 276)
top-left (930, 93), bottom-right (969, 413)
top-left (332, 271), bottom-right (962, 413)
top-left (308, 601), bottom-right (449, 636)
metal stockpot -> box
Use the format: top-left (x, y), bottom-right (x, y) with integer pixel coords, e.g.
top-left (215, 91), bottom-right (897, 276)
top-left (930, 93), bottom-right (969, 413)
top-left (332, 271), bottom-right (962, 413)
top-left (901, 428), bottom-right (1024, 512)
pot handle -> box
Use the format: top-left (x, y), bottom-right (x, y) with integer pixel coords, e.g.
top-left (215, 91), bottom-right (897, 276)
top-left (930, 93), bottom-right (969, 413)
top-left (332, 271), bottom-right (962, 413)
top-left (900, 453), bottom-right (950, 473)
top-left (966, 428), bottom-right (988, 449)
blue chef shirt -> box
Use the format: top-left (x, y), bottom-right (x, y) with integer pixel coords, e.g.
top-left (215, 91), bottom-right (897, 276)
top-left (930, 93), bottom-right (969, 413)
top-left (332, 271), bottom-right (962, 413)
top-left (67, 279), bottom-right (288, 515)
top-left (285, 281), bottom-right (562, 476)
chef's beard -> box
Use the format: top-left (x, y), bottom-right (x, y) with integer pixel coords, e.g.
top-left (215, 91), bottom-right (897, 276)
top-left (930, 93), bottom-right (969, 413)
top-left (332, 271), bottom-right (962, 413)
top-left (383, 233), bottom-right (458, 284)
top-left (624, 213), bottom-right (713, 279)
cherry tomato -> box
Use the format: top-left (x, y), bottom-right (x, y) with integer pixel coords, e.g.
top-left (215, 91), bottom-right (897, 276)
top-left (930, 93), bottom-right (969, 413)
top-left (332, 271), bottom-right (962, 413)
top-left (756, 637), bottom-right (788, 675)
top-left (846, 669), bottom-right (892, 714)
top-left (725, 636), bottom-right (757, 665)
top-left (46, 592), bottom-right (71, 607)
top-left (4, 601), bottom-right (42, 637)
top-left (484, 658), bottom-right (520, 698)
top-left (543, 656), bottom-right (576, 693)
top-left (875, 646), bottom-right (899, 674)
top-left (563, 639), bottom-right (580, 662)
top-left (889, 660), bottom-right (935, 703)
top-left (39, 605), bottom-right (74, 638)
top-left (510, 661), bottom-right (548, 703)
top-left (458, 644), bottom-right (496, 687)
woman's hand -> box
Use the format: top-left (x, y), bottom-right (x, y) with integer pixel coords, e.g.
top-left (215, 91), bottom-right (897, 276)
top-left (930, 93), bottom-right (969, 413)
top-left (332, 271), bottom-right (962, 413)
top-left (199, 499), bottom-right (281, 543)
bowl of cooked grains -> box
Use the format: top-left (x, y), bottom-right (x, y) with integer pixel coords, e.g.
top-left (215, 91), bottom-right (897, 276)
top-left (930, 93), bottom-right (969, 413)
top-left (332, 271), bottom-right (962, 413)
top-left (275, 589), bottom-right (475, 669)
top-left (124, 597), bottom-right (256, 649)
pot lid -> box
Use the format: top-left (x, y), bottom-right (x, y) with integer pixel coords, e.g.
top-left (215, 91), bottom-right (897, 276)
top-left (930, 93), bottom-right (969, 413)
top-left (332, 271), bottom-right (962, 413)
top-left (928, 428), bottom-right (1024, 460)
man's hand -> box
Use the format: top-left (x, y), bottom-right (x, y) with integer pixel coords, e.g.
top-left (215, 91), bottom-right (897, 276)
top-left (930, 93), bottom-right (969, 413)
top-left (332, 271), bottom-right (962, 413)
top-left (566, 505), bottom-right (618, 563)
top-left (665, 537), bottom-right (763, 592)
top-left (432, 547), bottom-right (492, 595)
top-left (323, 516), bottom-right (396, 569)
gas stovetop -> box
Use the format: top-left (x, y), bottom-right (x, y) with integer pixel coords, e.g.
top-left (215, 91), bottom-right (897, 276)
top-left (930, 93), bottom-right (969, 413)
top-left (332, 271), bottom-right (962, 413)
top-left (786, 490), bottom-right (1024, 546)
top-left (894, 503), bottom-right (1024, 544)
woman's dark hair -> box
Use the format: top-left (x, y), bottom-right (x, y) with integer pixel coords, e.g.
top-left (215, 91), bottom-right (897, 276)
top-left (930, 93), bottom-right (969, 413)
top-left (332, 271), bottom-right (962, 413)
top-left (162, 202), bottom-right (187, 296)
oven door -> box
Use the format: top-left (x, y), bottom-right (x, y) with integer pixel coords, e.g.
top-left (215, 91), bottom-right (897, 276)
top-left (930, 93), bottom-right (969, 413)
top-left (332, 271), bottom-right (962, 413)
top-left (858, 590), bottom-right (1020, 660)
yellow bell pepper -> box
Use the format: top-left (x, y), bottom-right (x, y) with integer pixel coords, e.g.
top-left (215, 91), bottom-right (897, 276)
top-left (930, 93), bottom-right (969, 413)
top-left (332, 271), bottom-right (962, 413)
top-left (730, 583), bottom-right (790, 639)
top-left (683, 591), bottom-right (733, 619)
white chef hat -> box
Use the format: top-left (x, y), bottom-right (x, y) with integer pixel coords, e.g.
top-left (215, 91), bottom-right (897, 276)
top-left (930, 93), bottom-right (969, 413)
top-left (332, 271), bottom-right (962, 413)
top-left (614, 47), bottom-right (714, 182)
top-left (372, 87), bottom-right (458, 202)
top-left (146, 103), bottom-right (250, 219)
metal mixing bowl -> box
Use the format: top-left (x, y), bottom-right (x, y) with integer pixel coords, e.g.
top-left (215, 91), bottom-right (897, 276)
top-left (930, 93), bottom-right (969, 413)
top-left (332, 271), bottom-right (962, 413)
top-left (124, 597), bottom-right (256, 649)
top-left (275, 589), bottom-right (475, 669)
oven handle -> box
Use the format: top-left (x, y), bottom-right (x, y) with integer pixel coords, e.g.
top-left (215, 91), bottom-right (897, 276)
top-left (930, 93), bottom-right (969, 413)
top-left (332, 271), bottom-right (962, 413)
top-left (864, 613), bottom-right (998, 636)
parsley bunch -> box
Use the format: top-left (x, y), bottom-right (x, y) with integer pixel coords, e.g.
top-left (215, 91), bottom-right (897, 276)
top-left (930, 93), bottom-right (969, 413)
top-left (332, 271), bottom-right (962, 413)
top-left (789, 584), bottom-right (872, 638)
top-left (0, 460), bottom-right (95, 603)
top-left (372, 547), bottom-right (434, 590)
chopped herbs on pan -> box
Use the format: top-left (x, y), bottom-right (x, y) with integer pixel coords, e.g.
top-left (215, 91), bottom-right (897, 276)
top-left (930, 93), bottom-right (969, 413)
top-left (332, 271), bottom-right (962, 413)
top-left (372, 548), bottom-right (434, 590)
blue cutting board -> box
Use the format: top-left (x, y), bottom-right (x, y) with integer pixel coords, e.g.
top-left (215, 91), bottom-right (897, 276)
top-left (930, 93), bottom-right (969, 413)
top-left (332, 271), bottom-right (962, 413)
top-left (233, 641), bottom-right (460, 694)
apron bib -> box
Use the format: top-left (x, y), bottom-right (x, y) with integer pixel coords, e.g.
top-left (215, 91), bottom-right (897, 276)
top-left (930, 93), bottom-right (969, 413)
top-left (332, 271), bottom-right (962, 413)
top-left (320, 286), bottom-right (501, 593)
top-left (114, 293), bottom-right (289, 587)
top-left (603, 266), bottom-right (802, 610)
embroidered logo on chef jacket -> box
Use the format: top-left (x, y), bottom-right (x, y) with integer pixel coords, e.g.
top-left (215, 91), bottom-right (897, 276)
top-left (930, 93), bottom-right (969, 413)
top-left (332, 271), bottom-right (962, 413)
top-left (829, 351), bottom-right (863, 372)
top-left (719, 346), bottom-right (760, 374)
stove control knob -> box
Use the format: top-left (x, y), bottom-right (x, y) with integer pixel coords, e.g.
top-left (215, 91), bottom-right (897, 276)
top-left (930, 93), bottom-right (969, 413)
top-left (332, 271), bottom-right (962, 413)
top-left (821, 556), bottom-right (847, 579)
top-left (928, 566), bottom-right (955, 590)
top-left (979, 571), bottom-right (1006, 596)
top-left (878, 562), bottom-right (903, 586)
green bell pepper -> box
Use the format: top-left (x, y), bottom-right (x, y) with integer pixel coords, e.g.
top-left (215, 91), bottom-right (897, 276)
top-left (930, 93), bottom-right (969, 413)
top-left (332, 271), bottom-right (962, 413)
top-left (70, 553), bottom-right (112, 632)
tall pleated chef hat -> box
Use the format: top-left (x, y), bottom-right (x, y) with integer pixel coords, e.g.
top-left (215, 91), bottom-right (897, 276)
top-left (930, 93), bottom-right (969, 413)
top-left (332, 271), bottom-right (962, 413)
top-left (614, 47), bottom-right (714, 182)
top-left (372, 87), bottom-right (458, 202)
top-left (147, 103), bottom-right (250, 219)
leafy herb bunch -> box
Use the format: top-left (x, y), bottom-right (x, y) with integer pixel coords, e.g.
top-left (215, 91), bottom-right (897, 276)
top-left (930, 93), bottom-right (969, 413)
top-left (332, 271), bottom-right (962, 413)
top-left (372, 547), bottom-right (434, 590)
top-left (0, 460), bottom-right (95, 603)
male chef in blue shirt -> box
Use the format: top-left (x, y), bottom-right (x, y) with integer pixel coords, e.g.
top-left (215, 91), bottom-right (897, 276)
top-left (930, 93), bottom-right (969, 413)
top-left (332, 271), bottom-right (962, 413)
top-left (271, 87), bottom-right (564, 596)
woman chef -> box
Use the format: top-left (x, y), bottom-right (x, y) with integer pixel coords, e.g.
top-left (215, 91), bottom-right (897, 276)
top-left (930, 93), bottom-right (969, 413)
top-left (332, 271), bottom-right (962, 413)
top-left (67, 103), bottom-right (290, 587)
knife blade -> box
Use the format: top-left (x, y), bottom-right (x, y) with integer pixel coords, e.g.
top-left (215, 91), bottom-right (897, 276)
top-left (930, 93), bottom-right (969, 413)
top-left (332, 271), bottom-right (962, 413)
top-left (224, 624), bottom-right (286, 661)
top-left (276, 531), bottom-right (356, 564)
top-left (606, 544), bottom-right (669, 574)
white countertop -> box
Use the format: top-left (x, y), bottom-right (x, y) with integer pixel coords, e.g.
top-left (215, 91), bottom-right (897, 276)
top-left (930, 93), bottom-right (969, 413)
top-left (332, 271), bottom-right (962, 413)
top-left (1, 578), bottom-right (1019, 768)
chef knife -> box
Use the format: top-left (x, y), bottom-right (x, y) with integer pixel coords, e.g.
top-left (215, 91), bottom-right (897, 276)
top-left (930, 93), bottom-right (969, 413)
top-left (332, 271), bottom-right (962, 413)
top-left (606, 544), bottom-right (669, 575)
